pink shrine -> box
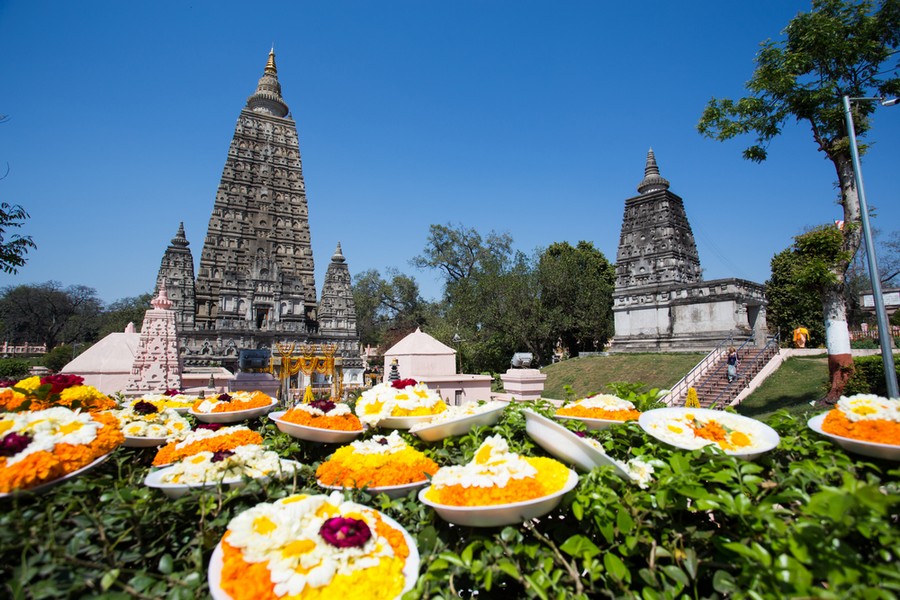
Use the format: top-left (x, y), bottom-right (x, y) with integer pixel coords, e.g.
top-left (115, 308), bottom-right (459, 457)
top-left (125, 286), bottom-right (182, 395)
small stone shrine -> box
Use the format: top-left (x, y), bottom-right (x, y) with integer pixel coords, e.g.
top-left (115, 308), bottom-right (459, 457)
top-left (611, 150), bottom-right (766, 351)
top-left (125, 286), bottom-right (182, 395)
top-left (153, 50), bottom-right (362, 378)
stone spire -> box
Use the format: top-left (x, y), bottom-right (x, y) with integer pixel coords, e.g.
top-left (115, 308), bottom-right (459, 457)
top-left (331, 242), bottom-right (346, 263)
top-left (637, 148), bottom-right (670, 194)
top-left (171, 222), bottom-right (189, 248)
top-left (126, 281), bottom-right (182, 395)
top-left (155, 222), bottom-right (196, 331)
top-left (318, 242), bottom-right (360, 362)
top-left (247, 48), bottom-right (289, 117)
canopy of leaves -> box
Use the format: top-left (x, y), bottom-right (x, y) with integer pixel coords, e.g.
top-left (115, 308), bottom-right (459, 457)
top-left (0, 202), bottom-right (36, 274)
top-left (0, 281), bottom-right (103, 349)
top-left (352, 269), bottom-right (438, 349)
top-left (766, 245), bottom-right (828, 347)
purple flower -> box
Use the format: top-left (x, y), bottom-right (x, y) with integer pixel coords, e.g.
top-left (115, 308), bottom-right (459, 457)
top-left (310, 398), bottom-right (336, 413)
top-left (216, 393), bottom-right (233, 402)
top-left (133, 400), bottom-right (160, 415)
top-left (163, 388), bottom-right (183, 397)
top-left (0, 379), bottom-right (18, 388)
top-left (319, 517), bottom-right (372, 548)
top-left (573, 431), bottom-right (586, 438)
top-left (376, 437), bottom-right (389, 446)
top-left (0, 432), bottom-right (32, 457)
top-left (211, 450), bottom-right (234, 463)
top-left (196, 423), bottom-right (223, 432)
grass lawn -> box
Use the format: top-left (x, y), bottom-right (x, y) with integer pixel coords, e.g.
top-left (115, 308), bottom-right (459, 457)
top-left (541, 352), bottom-right (705, 400)
top-left (736, 354), bottom-right (829, 421)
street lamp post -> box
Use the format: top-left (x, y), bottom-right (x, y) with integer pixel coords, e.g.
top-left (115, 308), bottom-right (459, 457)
top-left (841, 95), bottom-right (899, 398)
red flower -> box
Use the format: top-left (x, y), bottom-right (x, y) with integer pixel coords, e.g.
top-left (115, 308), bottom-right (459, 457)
top-left (0, 432), bottom-right (32, 457)
top-left (310, 399), bottom-right (336, 413)
top-left (40, 374), bottom-right (85, 395)
top-left (0, 380), bottom-right (17, 388)
top-left (391, 378), bottom-right (417, 390)
top-left (319, 517), bottom-right (372, 548)
top-left (133, 400), bottom-right (160, 415)
top-left (196, 423), bottom-right (223, 432)
top-left (163, 388), bottom-right (183, 397)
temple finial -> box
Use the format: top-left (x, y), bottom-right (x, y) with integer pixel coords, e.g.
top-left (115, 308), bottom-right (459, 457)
top-left (332, 242), bottom-right (345, 263)
top-left (265, 47), bottom-right (277, 75)
top-left (637, 148), bottom-right (670, 194)
top-left (247, 48), bottom-right (289, 117)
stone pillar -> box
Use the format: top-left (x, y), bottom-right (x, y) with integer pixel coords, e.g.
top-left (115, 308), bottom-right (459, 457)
top-left (499, 368), bottom-right (547, 401)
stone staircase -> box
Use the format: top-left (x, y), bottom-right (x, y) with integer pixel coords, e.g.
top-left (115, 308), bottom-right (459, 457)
top-left (662, 333), bottom-right (781, 408)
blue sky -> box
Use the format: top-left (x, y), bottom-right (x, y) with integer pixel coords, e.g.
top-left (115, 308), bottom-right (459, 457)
top-left (1, 1), bottom-right (898, 305)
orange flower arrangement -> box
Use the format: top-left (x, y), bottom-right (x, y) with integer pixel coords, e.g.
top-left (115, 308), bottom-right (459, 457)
top-left (0, 407), bottom-right (123, 493)
top-left (192, 391), bottom-right (273, 414)
top-left (152, 425), bottom-right (263, 466)
top-left (424, 435), bottom-right (571, 506)
top-left (690, 420), bottom-right (751, 451)
top-left (316, 431), bottom-right (437, 488)
top-left (822, 394), bottom-right (900, 445)
top-left (281, 399), bottom-right (363, 432)
top-left (556, 394), bottom-right (640, 421)
top-left (0, 375), bottom-right (116, 413)
top-left (216, 493), bottom-right (411, 600)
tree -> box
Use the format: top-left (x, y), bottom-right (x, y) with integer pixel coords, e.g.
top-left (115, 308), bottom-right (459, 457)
top-left (766, 233), bottom-right (832, 347)
top-left (0, 202), bottom-right (36, 274)
top-left (697, 0), bottom-right (900, 401)
top-left (98, 293), bottom-right (153, 337)
top-left (351, 269), bottom-right (436, 348)
top-left (0, 282), bottom-right (102, 349)
top-left (537, 241), bottom-right (616, 357)
top-left (412, 223), bottom-right (513, 291)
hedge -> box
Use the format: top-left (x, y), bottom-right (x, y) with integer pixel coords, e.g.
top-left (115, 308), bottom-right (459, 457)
top-left (845, 354), bottom-right (900, 397)
top-left (1, 400), bottom-right (898, 599)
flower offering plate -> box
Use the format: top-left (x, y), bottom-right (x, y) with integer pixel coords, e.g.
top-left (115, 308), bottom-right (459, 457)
top-left (268, 410), bottom-right (363, 444)
top-left (377, 414), bottom-right (436, 430)
top-left (807, 413), bottom-right (900, 460)
top-left (123, 435), bottom-right (170, 448)
top-left (555, 414), bottom-right (629, 431)
top-left (418, 469), bottom-right (578, 527)
top-left (317, 479), bottom-right (428, 499)
top-left (206, 509), bottom-right (419, 600)
top-left (523, 409), bottom-right (630, 477)
top-left (0, 453), bottom-right (112, 499)
top-left (144, 460), bottom-right (300, 499)
top-left (189, 399), bottom-right (277, 424)
top-left (411, 403), bottom-right (507, 442)
top-left (638, 407), bottom-right (779, 460)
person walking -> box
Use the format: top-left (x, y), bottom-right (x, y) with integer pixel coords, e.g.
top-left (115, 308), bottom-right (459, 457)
top-left (726, 347), bottom-right (738, 383)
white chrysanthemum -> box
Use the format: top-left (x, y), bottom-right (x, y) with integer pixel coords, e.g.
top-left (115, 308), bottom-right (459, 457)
top-left (4, 407), bottom-right (101, 466)
top-left (571, 394), bottom-right (635, 411)
top-left (837, 394), bottom-right (900, 423)
top-left (161, 444), bottom-right (293, 484)
top-left (409, 401), bottom-right (504, 431)
top-left (355, 382), bottom-right (445, 425)
top-left (290, 402), bottom-right (352, 417)
top-left (349, 430), bottom-right (408, 455)
top-left (430, 435), bottom-right (536, 489)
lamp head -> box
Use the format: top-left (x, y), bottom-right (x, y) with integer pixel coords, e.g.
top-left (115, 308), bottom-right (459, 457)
top-left (881, 97), bottom-right (899, 107)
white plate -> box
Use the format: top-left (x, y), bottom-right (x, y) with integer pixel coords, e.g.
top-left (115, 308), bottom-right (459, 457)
top-left (377, 415), bottom-right (436, 429)
top-left (144, 460), bottom-right (300, 499)
top-left (189, 400), bottom-right (278, 424)
top-left (269, 410), bottom-right (363, 444)
top-left (638, 407), bottom-right (780, 460)
top-left (207, 510), bottom-right (419, 600)
top-left (808, 412), bottom-right (900, 460)
top-left (411, 403), bottom-right (507, 442)
top-left (0, 452), bottom-right (112, 498)
top-left (317, 479), bottom-right (428, 499)
top-left (523, 409), bottom-right (630, 477)
top-left (555, 414), bottom-right (634, 431)
top-left (419, 469), bottom-right (578, 527)
top-left (123, 435), bottom-right (170, 448)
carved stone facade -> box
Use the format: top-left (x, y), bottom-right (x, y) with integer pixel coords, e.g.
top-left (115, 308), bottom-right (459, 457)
top-left (317, 243), bottom-right (360, 360)
top-left (155, 222), bottom-right (196, 331)
top-left (154, 50), bottom-right (361, 373)
top-left (612, 150), bottom-right (766, 351)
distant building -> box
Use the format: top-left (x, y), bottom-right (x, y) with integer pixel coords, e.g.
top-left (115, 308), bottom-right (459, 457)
top-left (611, 149), bottom-right (767, 351)
top-left (155, 50), bottom-right (362, 377)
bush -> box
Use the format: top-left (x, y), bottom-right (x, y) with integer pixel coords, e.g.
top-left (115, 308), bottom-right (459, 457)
top-left (844, 354), bottom-right (900, 396)
top-left (42, 344), bottom-right (74, 373)
top-left (0, 358), bottom-right (30, 379)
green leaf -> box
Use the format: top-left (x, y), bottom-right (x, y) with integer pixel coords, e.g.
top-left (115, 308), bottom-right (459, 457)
top-left (616, 508), bottom-right (634, 535)
top-left (604, 552), bottom-right (630, 583)
top-left (158, 554), bottom-right (173, 575)
top-left (560, 535), bottom-right (600, 560)
top-left (100, 569), bottom-right (119, 591)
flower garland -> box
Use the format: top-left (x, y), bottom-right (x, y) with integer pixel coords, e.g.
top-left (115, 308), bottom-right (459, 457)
top-left (153, 425), bottom-right (263, 466)
top-left (218, 492), bottom-right (409, 600)
top-left (355, 380), bottom-right (447, 426)
top-left (159, 445), bottom-right (296, 484)
top-left (556, 394), bottom-right (641, 421)
top-left (281, 399), bottom-right (363, 432)
top-left (408, 401), bottom-right (505, 432)
top-left (316, 431), bottom-right (438, 488)
top-left (0, 407), bottom-right (123, 493)
top-left (110, 401), bottom-right (191, 439)
top-left (192, 391), bottom-right (274, 414)
top-left (0, 375), bottom-right (116, 413)
top-left (424, 435), bottom-right (570, 506)
top-left (822, 394), bottom-right (900, 445)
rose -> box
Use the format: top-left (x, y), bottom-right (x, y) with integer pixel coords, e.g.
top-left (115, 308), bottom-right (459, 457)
top-left (310, 399), bottom-right (336, 413)
top-left (391, 378), bottom-right (417, 390)
top-left (132, 400), bottom-right (160, 415)
top-left (0, 432), bottom-right (32, 457)
top-left (216, 393), bottom-right (233, 402)
top-left (319, 517), bottom-right (372, 548)
top-left (211, 449), bottom-right (235, 463)
top-left (40, 374), bottom-right (85, 395)
top-left (163, 388), bottom-right (183, 397)
top-left (196, 423), bottom-right (223, 431)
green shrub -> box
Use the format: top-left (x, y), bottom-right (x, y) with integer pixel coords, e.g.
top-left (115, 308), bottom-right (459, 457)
top-left (844, 354), bottom-right (900, 396)
top-left (42, 344), bottom-right (74, 373)
top-left (0, 358), bottom-right (30, 380)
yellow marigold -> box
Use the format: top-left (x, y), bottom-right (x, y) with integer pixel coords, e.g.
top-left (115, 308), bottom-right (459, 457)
top-left (556, 405), bottom-right (640, 421)
top-left (316, 445), bottom-right (437, 488)
top-left (425, 456), bottom-right (570, 507)
top-left (15, 377), bottom-right (43, 392)
top-left (153, 429), bottom-right (263, 466)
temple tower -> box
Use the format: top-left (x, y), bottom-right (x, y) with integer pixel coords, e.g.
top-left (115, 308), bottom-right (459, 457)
top-left (155, 222), bottom-right (196, 331)
top-left (125, 286), bottom-right (182, 395)
top-left (611, 150), bottom-right (766, 351)
top-left (317, 243), bottom-right (362, 365)
top-left (194, 49), bottom-right (316, 334)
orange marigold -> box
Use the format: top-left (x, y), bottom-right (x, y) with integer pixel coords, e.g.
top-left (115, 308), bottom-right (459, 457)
top-left (152, 429), bottom-right (263, 466)
top-left (822, 410), bottom-right (900, 446)
top-left (555, 405), bottom-right (641, 421)
top-left (281, 408), bottom-right (363, 432)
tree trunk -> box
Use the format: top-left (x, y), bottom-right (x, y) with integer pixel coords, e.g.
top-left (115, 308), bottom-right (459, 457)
top-left (822, 285), bottom-right (853, 404)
